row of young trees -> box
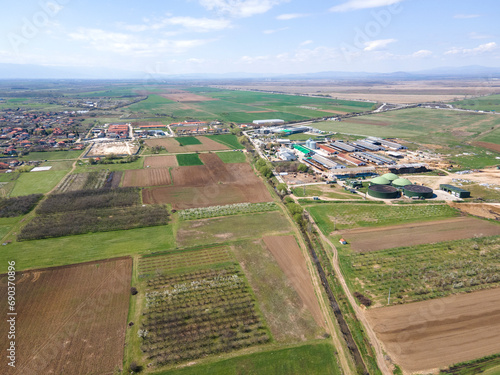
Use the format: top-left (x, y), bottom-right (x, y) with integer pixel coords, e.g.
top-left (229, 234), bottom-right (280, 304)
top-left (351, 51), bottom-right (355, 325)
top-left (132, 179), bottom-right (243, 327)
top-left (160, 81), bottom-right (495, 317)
top-left (0, 194), bottom-right (43, 217)
top-left (18, 205), bottom-right (169, 240)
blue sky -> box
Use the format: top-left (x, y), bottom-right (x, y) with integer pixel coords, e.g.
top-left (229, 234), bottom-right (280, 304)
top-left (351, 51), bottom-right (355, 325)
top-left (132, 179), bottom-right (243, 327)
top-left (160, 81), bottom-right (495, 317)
top-left (1, 0), bottom-right (499, 75)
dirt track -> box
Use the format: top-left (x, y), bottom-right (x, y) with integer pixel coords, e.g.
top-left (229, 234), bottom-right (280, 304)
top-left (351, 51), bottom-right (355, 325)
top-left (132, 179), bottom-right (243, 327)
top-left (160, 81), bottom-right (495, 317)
top-left (0, 258), bottom-right (132, 375)
top-left (366, 287), bottom-right (500, 372)
top-left (145, 136), bottom-right (229, 153)
top-left (342, 217), bottom-right (500, 252)
top-left (263, 236), bottom-right (325, 328)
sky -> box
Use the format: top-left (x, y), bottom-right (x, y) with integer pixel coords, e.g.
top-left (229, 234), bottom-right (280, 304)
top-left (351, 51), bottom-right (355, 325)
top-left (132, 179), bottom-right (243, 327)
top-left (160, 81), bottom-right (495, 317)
top-left (0, 0), bottom-right (499, 76)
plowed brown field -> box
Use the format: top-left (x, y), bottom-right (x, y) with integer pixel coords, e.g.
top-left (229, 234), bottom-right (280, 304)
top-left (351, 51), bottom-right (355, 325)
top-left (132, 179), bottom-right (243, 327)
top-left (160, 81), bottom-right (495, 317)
top-left (366, 287), bottom-right (500, 372)
top-left (0, 258), bottom-right (132, 375)
top-left (473, 141), bottom-right (500, 153)
top-left (144, 155), bottom-right (178, 168)
top-left (143, 156), bottom-right (272, 208)
top-left (145, 136), bottom-right (229, 153)
top-left (263, 236), bottom-right (325, 328)
top-left (122, 168), bottom-right (172, 187)
top-left (342, 217), bottom-right (500, 252)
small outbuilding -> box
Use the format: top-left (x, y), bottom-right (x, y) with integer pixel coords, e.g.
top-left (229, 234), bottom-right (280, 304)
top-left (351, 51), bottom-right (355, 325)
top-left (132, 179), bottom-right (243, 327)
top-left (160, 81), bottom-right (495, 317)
top-left (440, 184), bottom-right (471, 198)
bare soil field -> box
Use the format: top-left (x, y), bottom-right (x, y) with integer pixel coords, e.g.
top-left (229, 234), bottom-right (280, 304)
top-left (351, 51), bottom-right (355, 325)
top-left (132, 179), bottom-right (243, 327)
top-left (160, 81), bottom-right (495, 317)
top-left (263, 236), bottom-right (325, 328)
top-left (144, 155), bottom-right (178, 168)
top-left (281, 172), bottom-right (323, 185)
top-left (86, 141), bottom-right (139, 157)
top-left (342, 217), bottom-right (500, 252)
top-left (0, 258), bottom-right (132, 375)
top-left (122, 168), bottom-right (172, 187)
top-left (215, 80), bottom-right (500, 104)
top-left (450, 202), bottom-right (500, 220)
top-left (473, 141), bottom-right (500, 153)
top-left (144, 136), bottom-right (229, 153)
top-left (144, 156), bottom-right (272, 208)
top-left (366, 287), bottom-right (500, 372)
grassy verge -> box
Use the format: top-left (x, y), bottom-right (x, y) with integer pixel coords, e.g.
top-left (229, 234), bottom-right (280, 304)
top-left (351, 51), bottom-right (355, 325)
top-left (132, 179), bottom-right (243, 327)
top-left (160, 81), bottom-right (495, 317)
top-left (154, 342), bottom-right (341, 375)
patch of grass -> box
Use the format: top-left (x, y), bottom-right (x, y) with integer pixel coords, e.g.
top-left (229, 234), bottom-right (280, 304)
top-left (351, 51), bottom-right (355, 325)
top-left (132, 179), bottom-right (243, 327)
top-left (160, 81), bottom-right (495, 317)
top-left (462, 183), bottom-right (500, 202)
top-left (216, 151), bottom-right (246, 163)
top-left (73, 157), bottom-right (144, 172)
top-left (10, 170), bottom-right (68, 197)
top-left (232, 240), bottom-right (324, 343)
top-left (206, 134), bottom-right (244, 149)
top-left (175, 136), bottom-right (202, 146)
top-left (441, 353), bottom-right (500, 375)
top-left (155, 342), bottom-right (341, 375)
top-left (126, 94), bottom-right (174, 111)
top-left (0, 217), bottom-right (20, 240)
top-left (292, 185), bottom-right (362, 200)
top-left (307, 203), bottom-right (459, 233)
top-left (176, 153), bottom-right (203, 166)
top-left (0, 224), bottom-right (175, 271)
top-left (177, 211), bottom-right (292, 248)
top-left (452, 94), bottom-right (500, 112)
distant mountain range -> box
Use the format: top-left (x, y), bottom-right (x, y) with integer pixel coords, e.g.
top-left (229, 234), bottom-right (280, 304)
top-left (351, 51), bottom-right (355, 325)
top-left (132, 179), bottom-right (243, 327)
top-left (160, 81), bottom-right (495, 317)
top-left (0, 63), bottom-right (499, 80)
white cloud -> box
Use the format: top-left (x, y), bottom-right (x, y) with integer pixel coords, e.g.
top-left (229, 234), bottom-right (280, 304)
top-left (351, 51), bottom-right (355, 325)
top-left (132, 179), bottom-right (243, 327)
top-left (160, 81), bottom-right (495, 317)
top-left (276, 13), bottom-right (308, 20)
top-left (68, 28), bottom-right (214, 55)
top-left (454, 14), bottom-right (480, 19)
top-left (263, 27), bottom-right (289, 34)
top-left (445, 42), bottom-right (497, 55)
top-left (240, 55), bottom-right (270, 64)
top-left (199, 0), bottom-right (287, 18)
top-left (300, 40), bottom-right (313, 46)
top-left (330, 0), bottom-right (403, 12)
top-left (363, 38), bottom-right (397, 51)
top-left (469, 32), bottom-right (493, 40)
top-left (121, 16), bottom-right (232, 33)
top-left (412, 49), bottom-right (432, 58)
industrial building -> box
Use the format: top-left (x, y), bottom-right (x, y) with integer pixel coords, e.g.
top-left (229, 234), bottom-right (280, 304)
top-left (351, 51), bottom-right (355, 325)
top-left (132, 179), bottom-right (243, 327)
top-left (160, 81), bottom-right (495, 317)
top-left (311, 154), bottom-right (345, 169)
top-left (318, 144), bottom-right (338, 155)
top-left (440, 184), bottom-right (471, 198)
top-left (330, 141), bottom-right (359, 153)
top-left (403, 185), bottom-right (434, 199)
top-left (381, 173), bottom-right (398, 182)
top-left (337, 153), bottom-right (366, 166)
top-left (305, 138), bottom-right (318, 149)
top-left (253, 119), bottom-right (285, 125)
top-left (368, 185), bottom-right (400, 199)
top-left (277, 147), bottom-right (297, 161)
top-left (392, 178), bottom-right (412, 188)
top-left (354, 140), bottom-right (385, 151)
top-left (293, 144), bottom-right (314, 156)
top-left (370, 176), bottom-right (391, 185)
top-left (352, 152), bottom-right (396, 165)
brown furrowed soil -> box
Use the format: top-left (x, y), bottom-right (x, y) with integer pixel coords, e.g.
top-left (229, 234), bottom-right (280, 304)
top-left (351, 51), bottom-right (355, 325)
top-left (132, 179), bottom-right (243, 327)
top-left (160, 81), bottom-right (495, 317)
top-left (143, 157), bottom-right (272, 208)
top-left (450, 202), bottom-right (500, 220)
top-left (341, 217), bottom-right (500, 252)
top-left (145, 136), bottom-right (229, 153)
top-left (0, 258), bottom-right (132, 375)
top-left (263, 236), bottom-right (325, 328)
top-left (473, 141), bottom-right (500, 153)
top-left (366, 287), bottom-right (500, 372)
top-left (144, 155), bottom-right (178, 168)
top-left (122, 168), bottom-right (172, 187)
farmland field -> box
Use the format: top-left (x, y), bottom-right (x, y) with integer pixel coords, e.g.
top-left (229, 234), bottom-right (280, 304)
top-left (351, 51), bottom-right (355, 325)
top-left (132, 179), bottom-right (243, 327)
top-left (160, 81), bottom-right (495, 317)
top-left (144, 155), bottom-right (178, 168)
top-left (205, 134), bottom-right (244, 149)
top-left (452, 93), bottom-right (500, 112)
top-left (175, 136), bottom-right (201, 146)
top-left (145, 136), bottom-right (229, 153)
top-left (122, 168), bottom-right (172, 187)
top-left (157, 342), bottom-right (341, 375)
top-left (177, 211), bottom-right (292, 248)
top-left (176, 153), bottom-right (203, 166)
top-left (307, 202), bottom-right (459, 234)
top-left (0, 257), bottom-right (132, 375)
top-left (19, 150), bottom-right (84, 161)
top-left (132, 249), bottom-right (270, 370)
top-left (342, 217), bottom-right (500, 252)
top-left (10, 170), bottom-right (69, 196)
top-left (216, 150), bottom-right (246, 163)
top-left (342, 235), bottom-right (500, 305)
top-left (292, 184), bottom-right (363, 200)
top-left (366, 287), bottom-right (500, 372)
top-left (263, 236), bottom-right (325, 328)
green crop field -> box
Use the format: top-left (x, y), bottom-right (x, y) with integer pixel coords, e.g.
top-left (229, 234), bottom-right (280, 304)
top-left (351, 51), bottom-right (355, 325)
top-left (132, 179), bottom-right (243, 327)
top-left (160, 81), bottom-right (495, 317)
top-left (292, 185), bottom-right (363, 200)
top-left (207, 134), bottom-right (244, 149)
top-left (175, 136), bottom-right (202, 146)
top-left (177, 211), bottom-right (293, 248)
top-left (0, 224), bottom-right (175, 271)
top-left (176, 153), bottom-right (203, 166)
top-left (216, 151), bottom-right (246, 163)
top-left (73, 157), bottom-right (144, 172)
top-left (307, 203), bottom-right (459, 233)
top-left (452, 94), bottom-right (500, 112)
top-left (341, 235), bottom-right (500, 306)
top-left (314, 108), bottom-right (500, 146)
top-left (10, 170), bottom-right (68, 197)
top-left (126, 94), bottom-right (174, 111)
top-left (156, 343), bottom-right (340, 375)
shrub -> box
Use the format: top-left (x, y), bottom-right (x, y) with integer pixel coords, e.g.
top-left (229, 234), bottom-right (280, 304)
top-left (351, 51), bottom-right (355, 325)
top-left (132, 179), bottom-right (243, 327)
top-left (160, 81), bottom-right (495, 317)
top-left (129, 361), bottom-right (143, 373)
top-left (0, 194), bottom-right (43, 217)
top-left (131, 287), bottom-right (138, 295)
